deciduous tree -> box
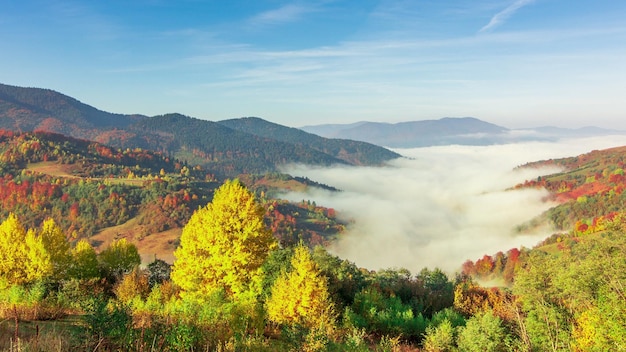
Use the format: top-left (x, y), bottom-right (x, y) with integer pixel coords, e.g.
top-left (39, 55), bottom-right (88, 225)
top-left (266, 245), bottom-right (335, 330)
top-left (25, 228), bottom-right (52, 282)
top-left (457, 312), bottom-right (512, 352)
top-left (68, 239), bottom-right (100, 280)
top-left (0, 213), bottom-right (30, 285)
top-left (39, 218), bottom-right (71, 280)
top-left (171, 179), bottom-right (276, 300)
top-left (98, 238), bottom-right (140, 278)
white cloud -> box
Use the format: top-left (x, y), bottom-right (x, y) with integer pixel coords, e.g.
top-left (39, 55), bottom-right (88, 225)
top-left (249, 4), bottom-right (315, 26)
top-left (280, 137), bottom-right (626, 274)
top-left (479, 0), bottom-right (536, 33)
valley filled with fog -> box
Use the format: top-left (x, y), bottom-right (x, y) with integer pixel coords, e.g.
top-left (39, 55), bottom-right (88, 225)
top-left (282, 136), bottom-right (626, 274)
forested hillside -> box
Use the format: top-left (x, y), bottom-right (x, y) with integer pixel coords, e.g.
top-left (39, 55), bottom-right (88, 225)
top-left (0, 83), bottom-right (141, 132)
top-left (219, 117), bottom-right (401, 165)
top-left (130, 114), bottom-right (349, 177)
top-left (0, 130), bottom-right (345, 255)
top-left (1, 83), bottom-right (624, 351)
top-left (463, 145), bottom-right (626, 282)
top-left (517, 145), bottom-right (626, 231)
top-left (457, 146), bottom-right (626, 350)
top-left (0, 83), bottom-right (400, 177)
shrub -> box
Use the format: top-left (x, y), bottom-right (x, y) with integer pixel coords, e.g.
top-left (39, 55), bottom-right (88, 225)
top-left (344, 287), bottom-right (427, 339)
top-left (422, 319), bottom-right (456, 352)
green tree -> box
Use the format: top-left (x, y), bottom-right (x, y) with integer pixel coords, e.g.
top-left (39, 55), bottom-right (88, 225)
top-left (572, 287), bottom-right (626, 351)
top-left (146, 258), bottom-right (171, 287)
top-left (171, 179), bottom-right (276, 300)
top-left (344, 287), bottom-right (427, 339)
top-left (311, 245), bottom-right (366, 310)
top-left (513, 233), bottom-right (626, 351)
top-left (513, 251), bottom-right (572, 351)
top-left (98, 238), bottom-right (141, 279)
top-left (68, 239), bottom-right (100, 280)
top-left (457, 312), bottom-right (511, 352)
top-left (416, 267), bottom-right (455, 318)
top-left (422, 319), bottom-right (456, 352)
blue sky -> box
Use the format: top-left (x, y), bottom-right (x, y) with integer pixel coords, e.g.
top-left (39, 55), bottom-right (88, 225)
top-left (2, 0), bottom-right (626, 129)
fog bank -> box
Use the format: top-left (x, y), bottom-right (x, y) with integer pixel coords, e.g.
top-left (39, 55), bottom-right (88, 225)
top-left (281, 136), bottom-right (626, 274)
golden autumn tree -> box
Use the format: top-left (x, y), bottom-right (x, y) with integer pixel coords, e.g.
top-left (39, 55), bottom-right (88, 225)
top-left (25, 228), bottom-right (52, 282)
top-left (0, 213), bottom-right (30, 285)
top-left (171, 179), bottom-right (277, 300)
top-left (266, 245), bottom-right (335, 330)
top-left (39, 218), bottom-right (71, 280)
top-left (0, 215), bottom-right (73, 285)
top-left (115, 267), bottom-right (150, 304)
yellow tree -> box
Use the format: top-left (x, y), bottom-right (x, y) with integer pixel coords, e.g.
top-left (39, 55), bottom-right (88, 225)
top-left (171, 179), bottom-right (277, 300)
top-left (25, 228), bottom-right (52, 282)
top-left (115, 267), bottom-right (150, 304)
top-left (0, 213), bottom-right (29, 285)
top-left (266, 245), bottom-right (335, 330)
top-left (39, 218), bottom-right (71, 280)
top-left (0, 215), bottom-right (73, 284)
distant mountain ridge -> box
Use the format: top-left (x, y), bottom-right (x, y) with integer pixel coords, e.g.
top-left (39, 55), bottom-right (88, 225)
top-left (302, 118), bottom-right (626, 148)
top-left (302, 117), bottom-right (509, 147)
top-left (0, 83), bottom-right (400, 177)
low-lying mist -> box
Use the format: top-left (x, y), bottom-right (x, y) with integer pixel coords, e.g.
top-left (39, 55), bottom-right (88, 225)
top-left (281, 136), bottom-right (626, 274)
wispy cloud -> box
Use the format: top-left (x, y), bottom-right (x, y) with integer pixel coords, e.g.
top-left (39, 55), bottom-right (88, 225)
top-left (46, 1), bottom-right (122, 40)
top-left (479, 0), bottom-right (536, 33)
top-left (249, 3), bottom-right (315, 27)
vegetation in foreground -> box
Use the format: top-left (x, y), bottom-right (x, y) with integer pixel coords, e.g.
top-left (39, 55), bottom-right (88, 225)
top-left (1, 180), bottom-right (453, 351)
top-left (0, 133), bottom-right (625, 350)
top-left (1, 174), bottom-right (625, 351)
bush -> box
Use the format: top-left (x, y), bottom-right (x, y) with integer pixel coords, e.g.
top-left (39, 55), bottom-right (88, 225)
top-left (422, 319), bottom-right (456, 352)
top-left (79, 296), bottom-right (135, 350)
top-left (165, 320), bottom-right (202, 351)
top-left (457, 312), bottom-right (512, 352)
top-left (0, 281), bottom-right (65, 320)
top-left (344, 288), bottom-right (427, 340)
top-left (429, 308), bottom-right (466, 329)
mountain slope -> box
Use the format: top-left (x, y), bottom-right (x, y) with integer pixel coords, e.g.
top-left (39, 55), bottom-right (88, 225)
top-left (218, 117), bottom-right (401, 165)
top-left (515, 145), bottom-right (626, 231)
top-left (301, 117), bottom-right (509, 147)
top-left (130, 114), bottom-right (348, 175)
top-left (0, 83), bottom-right (400, 176)
top-left (0, 83), bottom-right (143, 134)
top-left (462, 144), bottom-right (626, 286)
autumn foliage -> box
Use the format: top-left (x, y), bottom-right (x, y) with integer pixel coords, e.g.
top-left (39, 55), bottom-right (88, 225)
top-left (171, 179), bottom-right (277, 299)
top-left (1, 129), bottom-right (626, 350)
top-left (266, 245), bottom-right (335, 330)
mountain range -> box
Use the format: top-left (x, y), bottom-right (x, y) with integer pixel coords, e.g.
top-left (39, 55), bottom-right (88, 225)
top-left (3, 82), bottom-right (624, 172)
top-left (301, 118), bottom-right (626, 148)
top-left (0, 83), bottom-right (400, 177)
